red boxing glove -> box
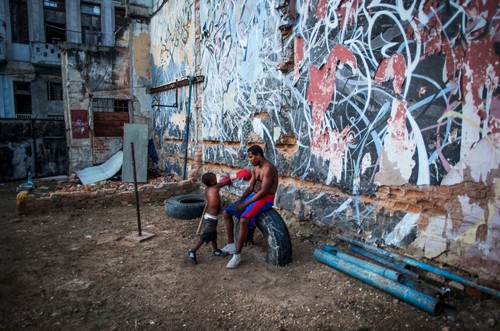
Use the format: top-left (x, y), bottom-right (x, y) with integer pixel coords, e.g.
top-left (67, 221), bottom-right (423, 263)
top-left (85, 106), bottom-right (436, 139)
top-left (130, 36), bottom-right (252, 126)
top-left (235, 169), bottom-right (252, 181)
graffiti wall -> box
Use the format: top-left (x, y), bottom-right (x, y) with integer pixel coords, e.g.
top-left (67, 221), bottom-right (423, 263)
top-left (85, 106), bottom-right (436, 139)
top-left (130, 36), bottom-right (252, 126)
top-left (200, 0), bottom-right (498, 188)
top-left (150, 0), bottom-right (198, 175)
top-left (150, 0), bottom-right (500, 283)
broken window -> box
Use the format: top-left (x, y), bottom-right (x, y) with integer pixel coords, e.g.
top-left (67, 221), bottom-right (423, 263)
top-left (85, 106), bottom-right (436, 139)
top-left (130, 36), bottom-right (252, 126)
top-left (92, 98), bottom-right (129, 137)
top-left (14, 82), bottom-right (32, 119)
top-left (114, 7), bottom-right (126, 33)
top-left (44, 0), bottom-right (66, 43)
top-left (81, 2), bottom-right (101, 45)
top-left (48, 82), bottom-right (63, 101)
top-left (92, 98), bottom-right (129, 113)
top-left (10, 0), bottom-right (29, 44)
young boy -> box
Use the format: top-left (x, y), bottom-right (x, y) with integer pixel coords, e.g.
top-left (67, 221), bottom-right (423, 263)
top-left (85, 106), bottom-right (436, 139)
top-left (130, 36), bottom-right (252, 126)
top-left (187, 172), bottom-right (232, 264)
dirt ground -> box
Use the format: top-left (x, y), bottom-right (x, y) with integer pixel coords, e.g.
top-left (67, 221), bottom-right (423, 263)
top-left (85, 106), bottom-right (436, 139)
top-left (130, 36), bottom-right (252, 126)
top-left (1, 180), bottom-right (499, 331)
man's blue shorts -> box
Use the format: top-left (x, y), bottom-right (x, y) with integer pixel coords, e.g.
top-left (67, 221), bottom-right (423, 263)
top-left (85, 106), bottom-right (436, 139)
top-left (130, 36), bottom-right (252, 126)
top-left (224, 193), bottom-right (274, 228)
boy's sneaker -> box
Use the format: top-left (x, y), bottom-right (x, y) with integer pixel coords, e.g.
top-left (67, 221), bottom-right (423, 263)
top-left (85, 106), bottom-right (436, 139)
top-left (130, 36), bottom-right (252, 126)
top-left (226, 254), bottom-right (241, 269)
top-left (213, 249), bottom-right (227, 257)
top-left (187, 249), bottom-right (197, 264)
top-left (221, 243), bottom-right (236, 254)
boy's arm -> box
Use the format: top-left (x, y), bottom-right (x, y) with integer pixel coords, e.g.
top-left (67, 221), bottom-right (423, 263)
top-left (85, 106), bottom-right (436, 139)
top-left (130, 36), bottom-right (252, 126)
top-left (214, 178), bottom-right (232, 189)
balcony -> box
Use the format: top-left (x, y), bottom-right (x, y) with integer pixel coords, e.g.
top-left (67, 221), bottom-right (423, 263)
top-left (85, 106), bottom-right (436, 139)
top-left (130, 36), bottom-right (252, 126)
top-left (30, 42), bottom-right (61, 66)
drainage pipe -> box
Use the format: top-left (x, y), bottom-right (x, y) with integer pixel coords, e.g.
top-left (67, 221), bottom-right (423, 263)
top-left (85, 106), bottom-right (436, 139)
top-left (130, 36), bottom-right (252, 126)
top-left (313, 248), bottom-right (443, 315)
top-left (348, 245), bottom-right (420, 279)
top-left (337, 234), bottom-right (500, 298)
top-left (323, 245), bottom-right (403, 283)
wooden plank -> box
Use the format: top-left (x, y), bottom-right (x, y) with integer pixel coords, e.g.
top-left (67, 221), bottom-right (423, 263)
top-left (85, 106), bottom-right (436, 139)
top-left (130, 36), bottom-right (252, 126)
top-left (149, 75), bottom-right (204, 93)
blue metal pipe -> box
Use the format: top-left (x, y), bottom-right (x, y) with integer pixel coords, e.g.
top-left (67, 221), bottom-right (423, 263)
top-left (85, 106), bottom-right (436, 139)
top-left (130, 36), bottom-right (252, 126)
top-left (401, 277), bottom-right (451, 299)
top-left (337, 234), bottom-right (401, 260)
top-left (313, 248), bottom-right (443, 315)
top-left (348, 245), bottom-right (420, 279)
top-left (337, 234), bottom-right (500, 298)
top-left (182, 76), bottom-right (194, 180)
top-left (323, 245), bottom-right (403, 283)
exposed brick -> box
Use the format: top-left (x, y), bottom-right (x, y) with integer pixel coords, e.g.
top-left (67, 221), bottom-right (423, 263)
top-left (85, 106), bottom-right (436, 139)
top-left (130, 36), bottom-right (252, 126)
top-left (467, 189), bottom-right (487, 199)
top-left (393, 202), bottom-right (408, 211)
top-left (405, 189), bottom-right (429, 200)
top-left (390, 187), bottom-right (404, 196)
top-left (406, 205), bottom-right (422, 214)
top-left (377, 186), bottom-right (389, 194)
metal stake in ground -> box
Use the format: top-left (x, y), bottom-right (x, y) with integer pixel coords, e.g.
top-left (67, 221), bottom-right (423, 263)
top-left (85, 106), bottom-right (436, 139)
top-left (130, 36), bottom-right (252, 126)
top-left (125, 142), bottom-right (155, 243)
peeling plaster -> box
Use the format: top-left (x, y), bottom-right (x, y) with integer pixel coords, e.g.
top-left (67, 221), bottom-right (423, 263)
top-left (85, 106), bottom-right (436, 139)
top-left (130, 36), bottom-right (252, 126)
top-left (252, 118), bottom-right (265, 140)
top-left (412, 215), bottom-right (448, 259)
top-left (374, 100), bottom-right (416, 185)
top-left (361, 153), bottom-right (372, 175)
top-left (170, 111), bottom-right (186, 129)
top-left (456, 195), bottom-right (486, 246)
top-left (374, 53), bottom-right (406, 94)
top-left (385, 212), bottom-right (419, 247)
top-left (307, 44), bottom-right (357, 184)
top-left (442, 133), bottom-right (500, 185)
top-left (133, 32), bottom-right (150, 79)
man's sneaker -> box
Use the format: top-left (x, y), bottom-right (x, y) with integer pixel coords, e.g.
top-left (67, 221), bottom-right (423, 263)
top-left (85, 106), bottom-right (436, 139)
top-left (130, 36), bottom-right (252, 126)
top-left (213, 249), bottom-right (227, 257)
top-left (226, 254), bottom-right (241, 269)
top-left (187, 249), bottom-right (197, 264)
top-left (221, 243), bottom-right (236, 254)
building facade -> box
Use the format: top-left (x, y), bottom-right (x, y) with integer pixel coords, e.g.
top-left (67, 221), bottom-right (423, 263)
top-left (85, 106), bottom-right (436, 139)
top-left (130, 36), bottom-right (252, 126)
top-left (0, 0), bottom-right (136, 179)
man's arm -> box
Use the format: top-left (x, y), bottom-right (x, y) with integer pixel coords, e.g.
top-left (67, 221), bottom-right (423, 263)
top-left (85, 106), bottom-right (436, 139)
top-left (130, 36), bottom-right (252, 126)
top-left (241, 164), bottom-right (274, 207)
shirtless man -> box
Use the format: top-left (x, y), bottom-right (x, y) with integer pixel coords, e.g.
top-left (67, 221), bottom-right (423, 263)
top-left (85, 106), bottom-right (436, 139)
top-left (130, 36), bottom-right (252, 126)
top-left (221, 145), bottom-right (279, 269)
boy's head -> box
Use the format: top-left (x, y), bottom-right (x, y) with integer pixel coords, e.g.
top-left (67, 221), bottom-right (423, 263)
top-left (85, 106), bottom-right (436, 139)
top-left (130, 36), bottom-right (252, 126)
top-left (201, 172), bottom-right (217, 187)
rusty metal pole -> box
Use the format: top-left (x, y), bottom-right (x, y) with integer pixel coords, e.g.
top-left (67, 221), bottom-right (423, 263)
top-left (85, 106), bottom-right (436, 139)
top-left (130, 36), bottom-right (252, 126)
top-left (131, 142), bottom-right (142, 236)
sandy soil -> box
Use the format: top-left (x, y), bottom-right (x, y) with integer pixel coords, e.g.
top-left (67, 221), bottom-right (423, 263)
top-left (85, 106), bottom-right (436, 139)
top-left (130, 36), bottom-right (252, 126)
top-left (0, 180), bottom-right (499, 331)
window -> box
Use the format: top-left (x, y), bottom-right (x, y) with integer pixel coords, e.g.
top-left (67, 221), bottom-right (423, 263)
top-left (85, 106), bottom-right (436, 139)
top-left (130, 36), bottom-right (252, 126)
top-left (14, 82), bottom-right (32, 118)
top-left (44, 0), bottom-right (66, 43)
top-left (114, 7), bottom-right (126, 33)
top-left (93, 98), bottom-right (129, 113)
top-left (114, 100), bottom-right (129, 112)
top-left (48, 82), bottom-right (63, 100)
top-left (44, 0), bottom-right (64, 9)
top-left (10, 0), bottom-right (29, 44)
top-left (81, 3), bottom-right (101, 45)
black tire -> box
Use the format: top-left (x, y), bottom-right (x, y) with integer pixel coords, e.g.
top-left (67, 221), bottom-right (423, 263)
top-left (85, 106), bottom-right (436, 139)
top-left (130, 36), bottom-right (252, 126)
top-left (234, 208), bottom-right (292, 266)
top-left (164, 194), bottom-right (206, 220)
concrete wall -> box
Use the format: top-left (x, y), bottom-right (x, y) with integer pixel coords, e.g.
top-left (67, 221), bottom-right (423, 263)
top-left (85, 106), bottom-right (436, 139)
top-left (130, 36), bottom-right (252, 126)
top-left (61, 44), bottom-right (131, 172)
top-left (61, 12), bottom-right (152, 174)
top-left (150, 0), bottom-right (500, 286)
